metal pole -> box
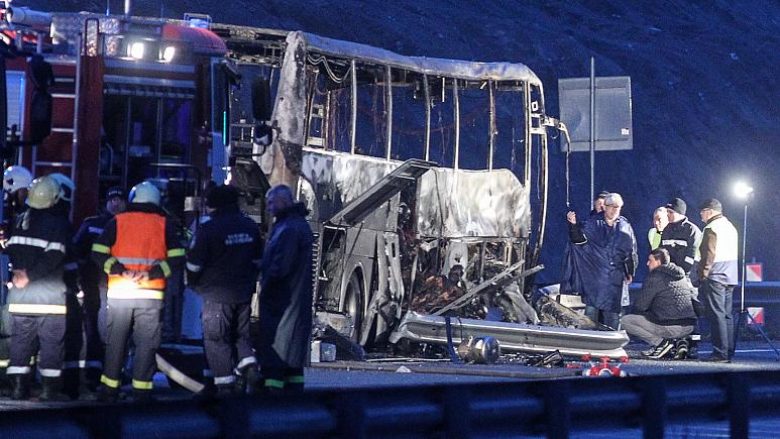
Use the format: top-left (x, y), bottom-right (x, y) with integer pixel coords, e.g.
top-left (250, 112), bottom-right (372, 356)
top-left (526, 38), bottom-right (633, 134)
top-left (740, 203), bottom-right (748, 311)
top-left (589, 57), bottom-right (596, 204)
top-left (124, 0), bottom-right (132, 16)
top-left (350, 60), bottom-right (357, 155)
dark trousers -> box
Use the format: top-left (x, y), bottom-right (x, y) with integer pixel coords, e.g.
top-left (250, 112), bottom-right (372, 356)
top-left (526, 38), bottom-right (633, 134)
top-left (700, 278), bottom-right (734, 359)
top-left (64, 294), bottom-right (104, 370)
top-left (8, 314), bottom-right (66, 377)
top-left (202, 300), bottom-right (255, 385)
top-left (102, 307), bottom-right (161, 390)
top-left (585, 305), bottom-right (621, 330)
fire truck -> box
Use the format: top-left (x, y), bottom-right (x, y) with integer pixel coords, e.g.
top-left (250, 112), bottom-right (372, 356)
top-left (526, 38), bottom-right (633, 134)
top-left (0, 2), bottom-right (630, 359)
top-left (0, 1), bottom-right (230, 225)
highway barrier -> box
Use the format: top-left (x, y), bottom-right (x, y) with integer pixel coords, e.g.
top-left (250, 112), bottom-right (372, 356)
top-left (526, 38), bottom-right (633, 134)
top-left (1, 370), bottom-right (778, 438)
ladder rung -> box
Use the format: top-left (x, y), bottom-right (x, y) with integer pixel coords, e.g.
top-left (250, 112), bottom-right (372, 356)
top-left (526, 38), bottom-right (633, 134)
top-left (52, 93), bottom-right (76, 99)
top-left (51, 128), bottom-right (75, 133)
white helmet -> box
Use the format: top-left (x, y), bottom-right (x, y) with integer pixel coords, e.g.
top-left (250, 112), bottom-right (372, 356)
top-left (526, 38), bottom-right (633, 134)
top-left (26, 175), bottom-right (61, 209)
top-left (129, 181), bottom-right (161, 206)
top-left (49, 172), bottom-right (76, 203)
top-left (3, 166), bottom-right (33, 194)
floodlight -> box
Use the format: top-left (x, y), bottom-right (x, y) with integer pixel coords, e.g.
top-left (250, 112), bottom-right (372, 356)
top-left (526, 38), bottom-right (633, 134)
top-left (733, 181), bottom-right (753, 200)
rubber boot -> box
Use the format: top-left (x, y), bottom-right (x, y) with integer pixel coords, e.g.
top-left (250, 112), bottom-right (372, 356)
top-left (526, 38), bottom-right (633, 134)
top-left (10, 374), bottom-right (30, 400)
top-left (39, 376), bottom-right (70, 401)
top-left (216, 383), bottom-right (236, 398)
top-left (97, 384), bottom-right (119, 403)
top-left (239, 364), bottom-right (262, 395)
top-left (62, 367), bottom-right (80, 400)
top-left (132, 388), bottom-right (155, 403)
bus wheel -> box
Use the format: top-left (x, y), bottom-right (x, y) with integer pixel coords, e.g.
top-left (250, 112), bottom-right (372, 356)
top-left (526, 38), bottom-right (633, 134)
top-left (344, 273), bottom-right (363, 343)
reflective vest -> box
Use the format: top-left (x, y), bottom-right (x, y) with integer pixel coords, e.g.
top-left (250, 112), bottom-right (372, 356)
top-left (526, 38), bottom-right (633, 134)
top-left (107, 212), bottom-right (168, 300)
top-left (648, 228), bottom-right (662, 250)
top-left (703, 216), bottom-right (739, 285)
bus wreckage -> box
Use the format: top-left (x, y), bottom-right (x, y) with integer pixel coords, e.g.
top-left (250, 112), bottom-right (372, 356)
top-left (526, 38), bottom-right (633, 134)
top-left (219, 28), bottom-right (629, 358)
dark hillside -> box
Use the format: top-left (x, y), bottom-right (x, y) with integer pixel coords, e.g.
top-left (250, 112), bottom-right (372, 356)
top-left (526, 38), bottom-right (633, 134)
top-left (24, 0), bottom-right (780, 281)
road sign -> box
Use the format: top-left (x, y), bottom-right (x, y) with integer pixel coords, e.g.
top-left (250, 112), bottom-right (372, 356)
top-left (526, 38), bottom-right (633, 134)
top-left (747, 262), bottom-right (763, 282)
top-left (558, 76), bottom-right (633, 152)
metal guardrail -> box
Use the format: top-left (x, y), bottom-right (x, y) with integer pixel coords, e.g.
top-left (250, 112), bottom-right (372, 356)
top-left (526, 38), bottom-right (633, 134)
top-left (1, 370), bottom-right (779, 438)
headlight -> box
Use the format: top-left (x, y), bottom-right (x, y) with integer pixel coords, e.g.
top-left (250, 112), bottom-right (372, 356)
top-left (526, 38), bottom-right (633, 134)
top-left (128, 41), bottom-right (145, 59)
top-left (161, 45), bottom-right (176, 62)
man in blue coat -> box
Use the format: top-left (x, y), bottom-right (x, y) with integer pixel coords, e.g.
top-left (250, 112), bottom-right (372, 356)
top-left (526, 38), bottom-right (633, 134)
top-left (258, 185), bottom-right (314, 392)
top-left (563, 193), bottom-right (638, 330)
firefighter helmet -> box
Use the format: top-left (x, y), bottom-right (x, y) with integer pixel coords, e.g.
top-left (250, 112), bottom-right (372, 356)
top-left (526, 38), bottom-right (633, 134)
top-left (129, 181), bottom-right (161, 206)
top-left (49, 172), bottom-right (76, 203)
top-left (3, 166), bottom-right (33, 194)
top-left (26, 175), bottom-right (60, 209)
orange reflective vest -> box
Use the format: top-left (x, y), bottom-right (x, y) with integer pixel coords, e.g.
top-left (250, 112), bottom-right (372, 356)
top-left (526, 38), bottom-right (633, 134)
top-left (107, 212), bottom-right (168, 301)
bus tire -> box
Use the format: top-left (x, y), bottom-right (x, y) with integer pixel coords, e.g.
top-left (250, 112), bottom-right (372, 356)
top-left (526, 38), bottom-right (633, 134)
top-left (344, 272), bottom-right (364, 343)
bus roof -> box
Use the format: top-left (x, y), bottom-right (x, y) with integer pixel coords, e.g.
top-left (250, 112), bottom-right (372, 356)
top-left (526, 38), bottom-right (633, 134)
top-left (296, 31), bottom-right (543, 86)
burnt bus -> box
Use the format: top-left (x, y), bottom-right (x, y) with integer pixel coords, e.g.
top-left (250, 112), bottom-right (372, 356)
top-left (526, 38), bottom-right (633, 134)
top-left (215, 28), bottom-right (627, 357)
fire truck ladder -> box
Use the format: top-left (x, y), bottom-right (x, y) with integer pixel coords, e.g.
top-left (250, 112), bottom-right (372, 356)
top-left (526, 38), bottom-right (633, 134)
top-left (31, 57), bottom-right (80, 194)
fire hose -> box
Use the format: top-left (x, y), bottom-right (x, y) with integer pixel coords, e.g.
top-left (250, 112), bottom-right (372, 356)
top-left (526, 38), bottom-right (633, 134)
top-left (155, 353), bottom-right (205, 394)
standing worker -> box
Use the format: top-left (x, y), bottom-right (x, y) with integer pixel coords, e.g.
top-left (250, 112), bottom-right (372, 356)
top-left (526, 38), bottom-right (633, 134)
top-left (91, 181), bottom-right (185, 401)
top-left (1, 166), bottom-right (33, 392)
top-left (696, 198), bottom-right (738, 362)
top-left (5, 175), bottom-right (71, 400)
top-left (563, 192), bottom-right (638, 330)
top-left (69, 186), bottom-right (126, 397)
top-left (187, 185), bottom-right (263, 396)
top-left (258, 185), bottom-right (313, 392)
top-left (661, 198), bottom-right (702, 276)
top-left (2, 166), bottom-right (33, 227)
top-left (48, 172), bottom-right (89, 398)
top-left (648, 207), bottom-right (668, 251)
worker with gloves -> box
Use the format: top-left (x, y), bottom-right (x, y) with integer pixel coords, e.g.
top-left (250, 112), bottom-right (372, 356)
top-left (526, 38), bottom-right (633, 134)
top-left (5, 175), bottom-right (72, 400)
top-left (91, 181), bottom-right (184, 402)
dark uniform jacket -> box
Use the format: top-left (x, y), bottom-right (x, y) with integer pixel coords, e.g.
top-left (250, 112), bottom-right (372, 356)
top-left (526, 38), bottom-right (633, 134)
top-left (73, 211), bottom-right (114, 307)
top-left (659, 217), bottom-right (701, 274)
top-left (187, 206), bottom-right (262, 304)
top-left (563, 212), bottom-right (638, 313)
top-left (6, 208), bottom-right (71, 314)
top-left (259, 202), bottom-right (314, 368)
top-left (632, 262), bottom-right (697, 326)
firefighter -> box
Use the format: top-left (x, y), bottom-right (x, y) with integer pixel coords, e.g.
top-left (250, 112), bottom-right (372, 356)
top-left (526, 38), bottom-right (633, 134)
top-left (71, 186), bottom-right (126, 394)
top-left (5, 175), bottom-right (72, 400)
top-left (0, 166), bottom-right (33, 395)
top-left (91, 181), bottom-right (185, 402)
top-left (2, 165), bottom-right (33, 235)
top-left (258, 185), bottom-right (314, 392)
top-left (187, 184), bottom-right (262, 396)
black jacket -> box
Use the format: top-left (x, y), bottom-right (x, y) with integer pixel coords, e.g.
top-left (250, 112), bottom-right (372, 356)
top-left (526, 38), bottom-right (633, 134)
top-left (187, 206), bottom-right (262, 304)
top-left (6, 207), bottom-right (71, 313)
top-left (659, 217), bottom-right (702, 274)
top-left (258, 202), bottom-right (314, 368)
top-left (73, 211), bottom-right (114, 305)
top-left (632, 263), bottom-right (697, 326)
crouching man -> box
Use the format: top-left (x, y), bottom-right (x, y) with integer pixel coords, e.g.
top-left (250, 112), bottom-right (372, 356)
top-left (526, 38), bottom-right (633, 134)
top-left (623, 248), bottom-right (697, 359)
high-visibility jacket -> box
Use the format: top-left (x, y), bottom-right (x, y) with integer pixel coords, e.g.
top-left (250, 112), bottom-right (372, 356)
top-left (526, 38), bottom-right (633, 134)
top-left (6, 208), bottom-right (71, 315)
top-left (91, 203), bottom-right (185, 308)
top-left (647, 227), bottom-right (662, 250)
top-left (698, 214), bottom-right (738, 285)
